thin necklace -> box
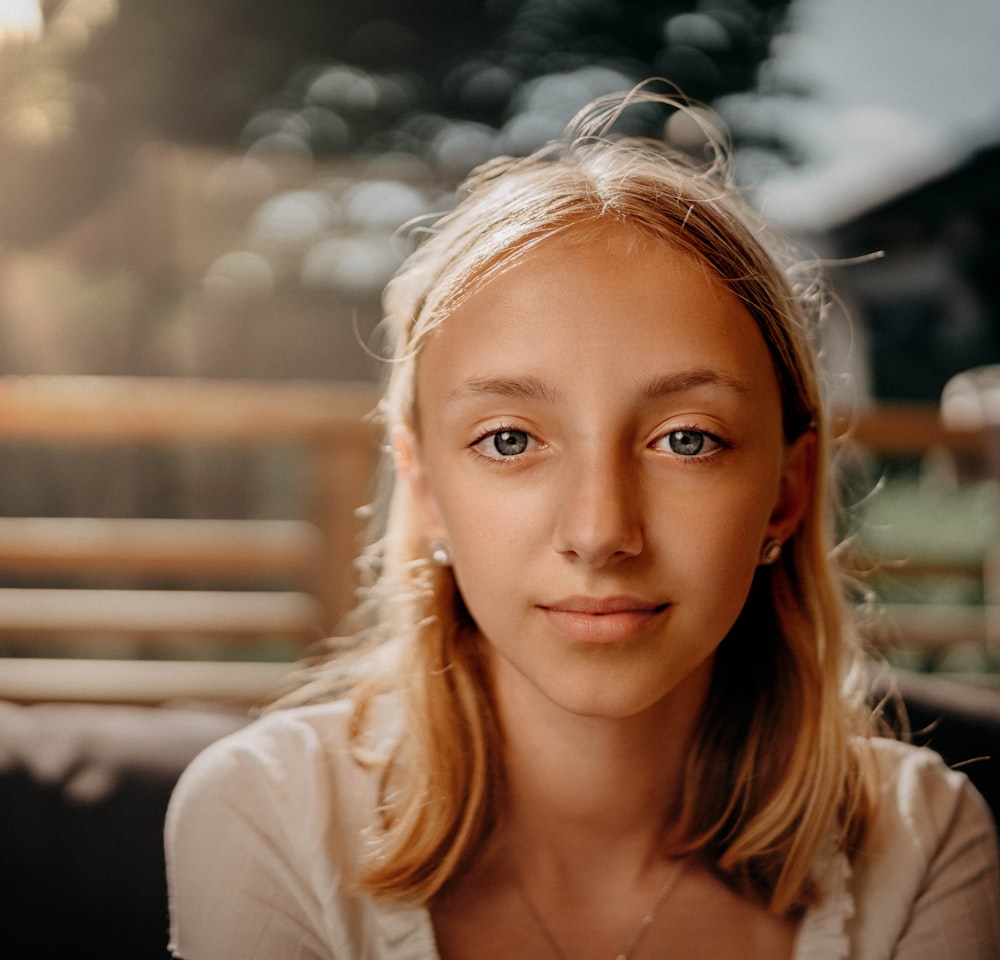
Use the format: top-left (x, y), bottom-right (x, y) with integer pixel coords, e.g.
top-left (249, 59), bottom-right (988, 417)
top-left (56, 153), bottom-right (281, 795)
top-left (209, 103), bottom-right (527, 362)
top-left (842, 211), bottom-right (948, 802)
top-left (514, 857), bottom-right (687, 960)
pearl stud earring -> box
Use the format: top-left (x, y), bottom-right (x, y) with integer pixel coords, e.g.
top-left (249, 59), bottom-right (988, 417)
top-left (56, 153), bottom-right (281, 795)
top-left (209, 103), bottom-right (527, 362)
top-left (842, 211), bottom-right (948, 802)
top-left (429, 539), bottom-right (453, 567)
top-left (760, 539), bottom-right (782, 565)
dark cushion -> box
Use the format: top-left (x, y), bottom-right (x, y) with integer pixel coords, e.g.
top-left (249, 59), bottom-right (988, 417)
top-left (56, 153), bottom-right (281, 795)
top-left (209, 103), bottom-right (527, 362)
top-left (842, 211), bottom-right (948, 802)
top-left (0, 701), bottom-right (247, 960)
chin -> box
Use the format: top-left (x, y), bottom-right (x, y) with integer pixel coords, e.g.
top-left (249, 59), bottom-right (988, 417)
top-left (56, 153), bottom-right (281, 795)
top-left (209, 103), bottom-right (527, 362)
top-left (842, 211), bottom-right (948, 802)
top-left (548, 679), bottom-right (682, 721)
top-left (551, 655), bottom-right (716, 723)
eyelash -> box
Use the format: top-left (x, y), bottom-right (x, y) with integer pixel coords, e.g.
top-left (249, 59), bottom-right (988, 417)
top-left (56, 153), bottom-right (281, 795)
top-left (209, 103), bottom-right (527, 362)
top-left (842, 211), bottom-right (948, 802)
top-left (469, 424), bottom-right (730, 463)
top-left (651, 425), bottom-right (730, 461)
top-left (469, 424), bottom-right (541, 464)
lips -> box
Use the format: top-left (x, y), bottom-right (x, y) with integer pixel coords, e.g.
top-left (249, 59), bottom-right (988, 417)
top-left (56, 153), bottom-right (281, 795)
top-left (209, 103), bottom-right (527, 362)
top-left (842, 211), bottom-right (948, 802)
top-left (540, 595), bottom-right (668, 643)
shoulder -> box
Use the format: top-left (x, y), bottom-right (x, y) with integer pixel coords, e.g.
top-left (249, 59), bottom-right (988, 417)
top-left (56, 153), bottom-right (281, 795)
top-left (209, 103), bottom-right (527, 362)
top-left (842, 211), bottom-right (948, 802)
top-left (862, 737), bottom-right (995, 864)
top-left (859, 736), bottom-right (997, 877)
top-left (165, 697), bottom-right (405, 959)
top-left (167, 697), bottom-right (394, 846)
top-left (867, 735), bottom-right (984, 823)
top-left (846, 738), bottom-right (1000, 958)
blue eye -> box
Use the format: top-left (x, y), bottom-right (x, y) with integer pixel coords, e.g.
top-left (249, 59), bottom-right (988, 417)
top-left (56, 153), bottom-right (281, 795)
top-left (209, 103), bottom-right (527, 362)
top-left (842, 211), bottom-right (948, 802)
top-left (654, 428), bottom-right (724, 458)
top-left (669, 429), bottom-right (705, 456)
top-left (493, 430), bottom-right (530, 456)
top-left (472, 427), bottom-right (537, 460)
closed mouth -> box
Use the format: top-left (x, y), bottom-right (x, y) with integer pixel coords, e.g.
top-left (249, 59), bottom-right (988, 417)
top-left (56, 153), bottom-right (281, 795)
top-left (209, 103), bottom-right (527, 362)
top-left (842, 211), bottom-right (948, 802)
top-left (541, 595), bottom-right (667, 616)
top-left (539, 597), bottom-right (669, 643)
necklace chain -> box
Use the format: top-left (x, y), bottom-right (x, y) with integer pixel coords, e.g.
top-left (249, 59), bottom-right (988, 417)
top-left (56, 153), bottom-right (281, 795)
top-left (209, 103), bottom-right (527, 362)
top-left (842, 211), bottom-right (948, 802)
top-left (514, 857), bottom-right (687, 960)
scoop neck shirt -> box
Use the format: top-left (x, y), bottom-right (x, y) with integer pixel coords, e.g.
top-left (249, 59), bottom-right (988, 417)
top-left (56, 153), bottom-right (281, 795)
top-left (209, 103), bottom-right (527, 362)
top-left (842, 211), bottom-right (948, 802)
top-left (166, 698), bottom-right (1000, 960)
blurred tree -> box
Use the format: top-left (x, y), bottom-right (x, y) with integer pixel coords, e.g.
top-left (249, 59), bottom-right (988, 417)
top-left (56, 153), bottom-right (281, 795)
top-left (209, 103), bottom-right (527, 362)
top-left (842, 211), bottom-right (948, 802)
top-left (0, 0), bottom-right (792, 247)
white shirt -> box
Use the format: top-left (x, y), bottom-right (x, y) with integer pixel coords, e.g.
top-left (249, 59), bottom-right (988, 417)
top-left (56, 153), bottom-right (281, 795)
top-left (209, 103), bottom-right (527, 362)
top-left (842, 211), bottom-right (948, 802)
top-left (165, 699), bottom-right (1000, 959)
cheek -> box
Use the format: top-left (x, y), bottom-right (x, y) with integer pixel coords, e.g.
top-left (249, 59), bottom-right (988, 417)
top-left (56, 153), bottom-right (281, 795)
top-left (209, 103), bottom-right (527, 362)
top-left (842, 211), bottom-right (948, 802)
top-left (447, 529), bottom-right (529, 643)
top-left (428, 456), bottom-right (546, 544)
top-left (430, 477), bottom-right (549, 619)
top-left (648, 477), bottom-right (777, 579)
top-left (445, 486), bottom-right (545, 575)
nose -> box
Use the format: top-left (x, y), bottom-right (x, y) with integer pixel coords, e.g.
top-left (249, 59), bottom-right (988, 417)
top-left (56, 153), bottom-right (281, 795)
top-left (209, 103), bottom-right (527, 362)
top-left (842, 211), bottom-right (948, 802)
top-left (551, 449), bottom-right (643, 567)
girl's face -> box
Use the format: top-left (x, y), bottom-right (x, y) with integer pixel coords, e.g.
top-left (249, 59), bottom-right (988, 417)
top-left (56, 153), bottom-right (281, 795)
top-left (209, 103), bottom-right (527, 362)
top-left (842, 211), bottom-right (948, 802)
top-left (406, 225), bottom-right (811, 722)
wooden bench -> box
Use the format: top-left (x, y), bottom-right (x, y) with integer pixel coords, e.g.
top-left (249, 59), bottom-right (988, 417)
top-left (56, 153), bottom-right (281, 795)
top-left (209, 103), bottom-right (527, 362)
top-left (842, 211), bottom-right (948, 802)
top-left (0, 375), bottom-right (379, 704)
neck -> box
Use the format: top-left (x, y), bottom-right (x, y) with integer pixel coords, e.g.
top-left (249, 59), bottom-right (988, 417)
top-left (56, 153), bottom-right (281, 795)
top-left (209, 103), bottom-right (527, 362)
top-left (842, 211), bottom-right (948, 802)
top-left (491, 653), bottom-right (713, 881)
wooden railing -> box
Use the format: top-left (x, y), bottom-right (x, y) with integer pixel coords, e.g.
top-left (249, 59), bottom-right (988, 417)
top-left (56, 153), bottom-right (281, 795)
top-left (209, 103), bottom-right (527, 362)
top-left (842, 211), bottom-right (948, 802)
top-left (0, 375), bottom-right (380, 704)
top-left (834, 402), bottom-right (1000, 653)
top-left (831, 402), bottom-right (985, 457)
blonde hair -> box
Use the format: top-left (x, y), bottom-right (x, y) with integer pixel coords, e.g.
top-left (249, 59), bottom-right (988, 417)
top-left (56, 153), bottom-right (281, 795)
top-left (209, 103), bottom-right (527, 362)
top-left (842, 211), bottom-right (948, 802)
top-left (293, 85), bottom-right (874, 915)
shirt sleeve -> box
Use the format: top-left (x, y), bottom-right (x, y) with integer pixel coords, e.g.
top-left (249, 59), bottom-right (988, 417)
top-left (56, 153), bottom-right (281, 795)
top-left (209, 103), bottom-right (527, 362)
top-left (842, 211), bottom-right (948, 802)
top-left (890, 771), bottom-right (1000, 960)
top-left (848, 740), bottom-right (1000, 960)
top-left (164, 711), bottom-right (359, 960)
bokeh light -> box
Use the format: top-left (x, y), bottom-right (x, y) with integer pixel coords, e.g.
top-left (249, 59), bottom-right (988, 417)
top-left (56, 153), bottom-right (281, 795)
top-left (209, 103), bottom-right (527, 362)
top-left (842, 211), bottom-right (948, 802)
top-left (0, 0), bottom-right (43, 44)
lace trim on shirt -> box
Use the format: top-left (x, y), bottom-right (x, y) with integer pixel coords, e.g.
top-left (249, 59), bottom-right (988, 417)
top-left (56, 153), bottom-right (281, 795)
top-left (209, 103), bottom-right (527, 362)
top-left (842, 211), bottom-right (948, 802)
top-left (795, 847), bottom-right (855, 960)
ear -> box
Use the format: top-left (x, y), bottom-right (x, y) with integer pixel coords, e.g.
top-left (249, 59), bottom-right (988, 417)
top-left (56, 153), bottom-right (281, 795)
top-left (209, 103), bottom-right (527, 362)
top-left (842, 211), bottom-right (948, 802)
top-left (391, 424), bottom-right (448, 542)
top-left (766, 429), bottom-right (815, 544)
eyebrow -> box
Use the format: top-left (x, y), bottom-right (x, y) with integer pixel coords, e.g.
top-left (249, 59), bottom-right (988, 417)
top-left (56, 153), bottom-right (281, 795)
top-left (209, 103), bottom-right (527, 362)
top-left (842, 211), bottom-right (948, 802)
top-left (448, 375), bottom-right (559, 403)
top-left (633, 369), bottom-right (750, 401)
top-left (447, 369), bottom-right (750, 405)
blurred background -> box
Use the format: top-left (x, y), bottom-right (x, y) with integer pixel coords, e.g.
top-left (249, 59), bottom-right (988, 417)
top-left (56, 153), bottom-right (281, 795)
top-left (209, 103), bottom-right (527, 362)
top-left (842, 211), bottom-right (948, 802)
top-left (2, 0), bottom-right (1000, 685)
top-left (4, 9), bottom-right (1000, 952)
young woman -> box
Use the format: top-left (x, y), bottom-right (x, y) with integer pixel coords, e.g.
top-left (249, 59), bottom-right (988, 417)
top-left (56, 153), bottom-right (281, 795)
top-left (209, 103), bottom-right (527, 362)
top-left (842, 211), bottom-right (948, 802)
top-left (166, 88), bottom-right (1000, 959)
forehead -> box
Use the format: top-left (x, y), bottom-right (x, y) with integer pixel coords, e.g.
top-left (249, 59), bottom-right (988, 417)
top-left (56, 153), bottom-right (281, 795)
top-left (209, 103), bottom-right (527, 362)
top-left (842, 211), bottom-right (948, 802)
top-left (414, 225), bottom-right (780, 415)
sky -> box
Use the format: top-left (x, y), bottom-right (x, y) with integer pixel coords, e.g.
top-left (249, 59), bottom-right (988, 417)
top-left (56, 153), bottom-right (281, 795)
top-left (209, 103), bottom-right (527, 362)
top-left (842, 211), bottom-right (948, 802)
top-left (731, 0), bottom-right (1000, 233)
